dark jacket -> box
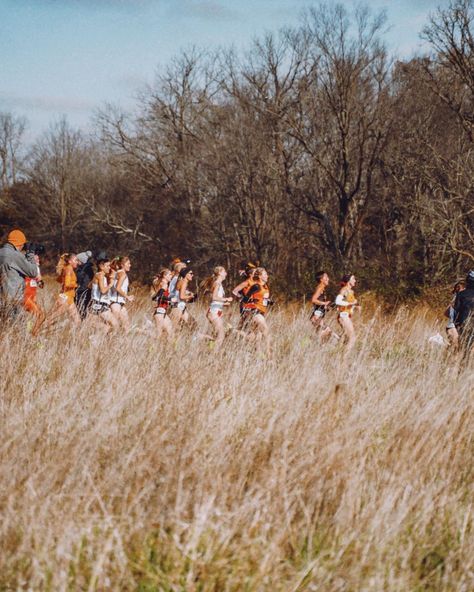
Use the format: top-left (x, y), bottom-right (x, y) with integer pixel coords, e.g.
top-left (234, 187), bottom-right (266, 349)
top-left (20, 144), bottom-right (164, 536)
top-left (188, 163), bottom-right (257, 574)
top-left (76, 260), bottom-right (94, 292)
top-left (453, 288), bottom-right (474, 330)
top-left (0, 242), bottom-right (38, 303)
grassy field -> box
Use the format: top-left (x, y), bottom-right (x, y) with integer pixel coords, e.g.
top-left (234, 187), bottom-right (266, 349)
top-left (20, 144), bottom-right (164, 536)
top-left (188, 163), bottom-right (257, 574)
top-left (1, 289), bottom-right (473, 591)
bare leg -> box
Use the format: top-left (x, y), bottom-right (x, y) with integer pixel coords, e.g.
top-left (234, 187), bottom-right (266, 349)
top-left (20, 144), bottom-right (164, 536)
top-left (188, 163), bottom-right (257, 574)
top-left (36, 298), bottom-right (70, 334)
top-left (252, 314), bottom-right (270, 355)
top-left (338, 315), bottom-right (356, 352)
top-left (169, 307), bottom-right (183, 328)
top-left (154, 313), bottom-right (174, 339)
top-left (67, 303), bottom-right (81, 326)
top-left (100, 309), bottom-right (119, 332)
top-left (120, 307), bottom-right (130, 331)
top-left (111, 303), bottom-right (130, 331)
top-left (30, 306), bottom-right (46, 337)
top-left (447, 327), bottom-right (459, 349)
top-left (207, 312), bottom-right (225, 348)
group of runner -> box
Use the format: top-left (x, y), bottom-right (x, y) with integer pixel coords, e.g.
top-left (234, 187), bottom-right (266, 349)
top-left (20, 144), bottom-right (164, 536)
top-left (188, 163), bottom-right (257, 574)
top-left (4, 228), bottom-right (474, 355)
top-left (23, 252), bottom-right (136, 335)
top-left (18, 249), bottom-right (362, 352)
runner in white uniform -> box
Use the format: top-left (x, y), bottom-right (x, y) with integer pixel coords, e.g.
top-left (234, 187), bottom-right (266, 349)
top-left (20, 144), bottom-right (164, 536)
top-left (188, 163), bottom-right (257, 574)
top-left (168, 261), bottom-right (187, 325)
top-left (110, 256), bottom-right (134, 331)
top-left (204, 266), bottom-right (233, 348)
top-left (90, 258), bottom-right (118, 331)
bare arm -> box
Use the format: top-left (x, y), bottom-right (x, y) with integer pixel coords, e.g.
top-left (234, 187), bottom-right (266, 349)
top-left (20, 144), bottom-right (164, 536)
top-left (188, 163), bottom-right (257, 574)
top-left (335, 288), bottom-right (357, 307)
top-left (211, 280), bottom-right (231, 303)
top-left (116, 270), bottom-right (133, 301)
top-left (115, 271), bottom-right (126, 297)
top-left (311, 285), bottom-right (330, 306)
top-left (98, 272), bottom-right (114, 294)
top-left (232, 279), bottom-right (248, 298)
top-left (178, 279), bottom-right (193, 302)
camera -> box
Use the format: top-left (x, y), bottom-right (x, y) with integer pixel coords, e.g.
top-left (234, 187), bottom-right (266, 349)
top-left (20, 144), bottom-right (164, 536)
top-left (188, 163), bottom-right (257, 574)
top-left (25, 242), bottom-right (45, 255)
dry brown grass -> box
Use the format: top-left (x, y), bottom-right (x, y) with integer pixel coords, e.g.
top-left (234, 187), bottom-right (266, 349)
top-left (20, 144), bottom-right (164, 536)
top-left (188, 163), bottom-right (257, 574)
top-left (1, 289), bottom-right (473, 591)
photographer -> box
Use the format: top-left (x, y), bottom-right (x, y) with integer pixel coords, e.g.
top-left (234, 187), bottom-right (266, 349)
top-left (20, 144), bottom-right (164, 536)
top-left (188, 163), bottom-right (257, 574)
top-left (0, 229), bottom-right (39, 318)
top-left (453, 270), bottom-right (474, 358)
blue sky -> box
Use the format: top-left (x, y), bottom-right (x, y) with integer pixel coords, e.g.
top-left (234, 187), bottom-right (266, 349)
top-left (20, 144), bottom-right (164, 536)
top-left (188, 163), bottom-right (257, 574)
top-left (0, 0), bottom-right (445, 141)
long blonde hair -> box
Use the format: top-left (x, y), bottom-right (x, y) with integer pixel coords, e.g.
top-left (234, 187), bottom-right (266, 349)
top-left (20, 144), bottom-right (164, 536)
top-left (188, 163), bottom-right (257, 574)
top-left (200, 266), bottom-right (225, 295)
top-left (152, 268), bottom-right (170, 294)
top-left (252, 267), bottom-right (267, 283)
top-left (56, 253), bottom-right (75, 280)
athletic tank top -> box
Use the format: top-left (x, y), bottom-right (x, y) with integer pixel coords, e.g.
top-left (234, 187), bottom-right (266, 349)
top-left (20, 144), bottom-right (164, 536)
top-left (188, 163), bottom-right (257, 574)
top-left (210, 284), bottom-right (225, 311)
top-left (154, 288), bottom-right (170, 310)
top-left (337, 289), bottom-right (355, 315)
top-left (24, 276), bottom-right (38, 303)
top-left (91, 275), bottom-right (111, 304)
top-left (245, 282), bottom-right (270, 314)
top-left (313, 289), bottom-right (327, 312)
top-left (169, 275), bottom-right (179, 303)
top-left (111, 273), bottom-right (129, 304)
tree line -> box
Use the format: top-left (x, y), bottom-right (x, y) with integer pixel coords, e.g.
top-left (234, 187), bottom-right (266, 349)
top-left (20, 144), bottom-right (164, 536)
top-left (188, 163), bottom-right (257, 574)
top-left (1, 1), bottom-right (474, 298)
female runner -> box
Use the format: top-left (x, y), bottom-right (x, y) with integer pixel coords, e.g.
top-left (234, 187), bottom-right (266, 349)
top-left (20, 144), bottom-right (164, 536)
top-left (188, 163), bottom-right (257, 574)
top-left (151, 268), bottom-right (174, 338)
top-left (90, 258), bottom-right (118, 331)
top-left (203, 266), bottom-right (233, 347)
top-left (232, 263), bottom-right (256, 329)
top-left (240, 266), bottom-right (271, 354)
top-left (37, 253), bottom-right (81, 333)
top-left (24, 254), bottom-right (45, 335)
top-left (175, 267), bottom-right (195, 326)
top-left (335, 274), bottom-right (358, 352)
top-left (310, 271), bottom-right (336, 341)
top-left (110, 256), bottom-right (135, 330)
top-left (168, 260), bottom-right (187, 324)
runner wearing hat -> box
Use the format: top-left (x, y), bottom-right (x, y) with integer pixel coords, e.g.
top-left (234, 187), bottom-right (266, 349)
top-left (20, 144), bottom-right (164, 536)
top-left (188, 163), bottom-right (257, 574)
top-left (75, 251), bottom-right (94, 319)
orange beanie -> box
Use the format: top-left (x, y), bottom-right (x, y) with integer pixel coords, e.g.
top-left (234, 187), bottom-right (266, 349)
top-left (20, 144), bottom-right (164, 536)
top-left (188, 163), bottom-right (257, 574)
top-left (7, 229), bottom-right (27, 249)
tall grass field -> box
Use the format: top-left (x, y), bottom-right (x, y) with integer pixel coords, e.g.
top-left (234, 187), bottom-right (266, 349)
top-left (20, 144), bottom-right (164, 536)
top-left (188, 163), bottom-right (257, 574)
top-left (1, 287), bottom-right (473, 591)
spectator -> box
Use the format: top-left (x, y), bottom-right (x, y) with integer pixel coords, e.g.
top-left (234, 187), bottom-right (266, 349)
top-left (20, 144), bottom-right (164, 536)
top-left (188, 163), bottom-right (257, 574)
top-left (453, 270), bottom-right (474, 357)
top-left (0, 229), bottom-right (39, 319)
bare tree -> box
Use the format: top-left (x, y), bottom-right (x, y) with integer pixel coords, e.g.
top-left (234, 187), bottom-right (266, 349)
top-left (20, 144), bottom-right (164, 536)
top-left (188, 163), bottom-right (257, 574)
top-left (415, 1), bottom-right (474, 265)
top-left (287, 3), bottom-right (391, 264)
top-left (27, 118), bottom-right (92, 250)
top-left (0, 112), bottom-right (27, 193)
top-left (422, 0), bottom-right (474, 141)
top-left (213, 30), bottom-right (313, 273)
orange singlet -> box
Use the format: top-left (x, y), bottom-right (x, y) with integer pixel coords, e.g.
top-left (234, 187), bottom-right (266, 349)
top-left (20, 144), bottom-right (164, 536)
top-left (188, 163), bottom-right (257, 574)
top-left (337, 288), bottom-right (356, 318)
top-left (61, 264), bottom-right (78, 305)
top-left (24, 277), bottom-right (41, 315)
top-left (244, 281), bottom-right (270, 315)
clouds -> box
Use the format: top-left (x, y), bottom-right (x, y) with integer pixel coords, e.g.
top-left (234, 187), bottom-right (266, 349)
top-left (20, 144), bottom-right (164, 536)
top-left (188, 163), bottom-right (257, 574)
top-left (19, 0), bottom-right (153, 8)
top-left (17, 0), bottom-right (240, 20)
top-left (114, 72), bottom-right (149, 92)
top-left (0, 0), bottom-right (443, 140)
top-left (177, 0), bottom-right (240, 21)
top-left (0, 92), bottom-right (96, 113)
